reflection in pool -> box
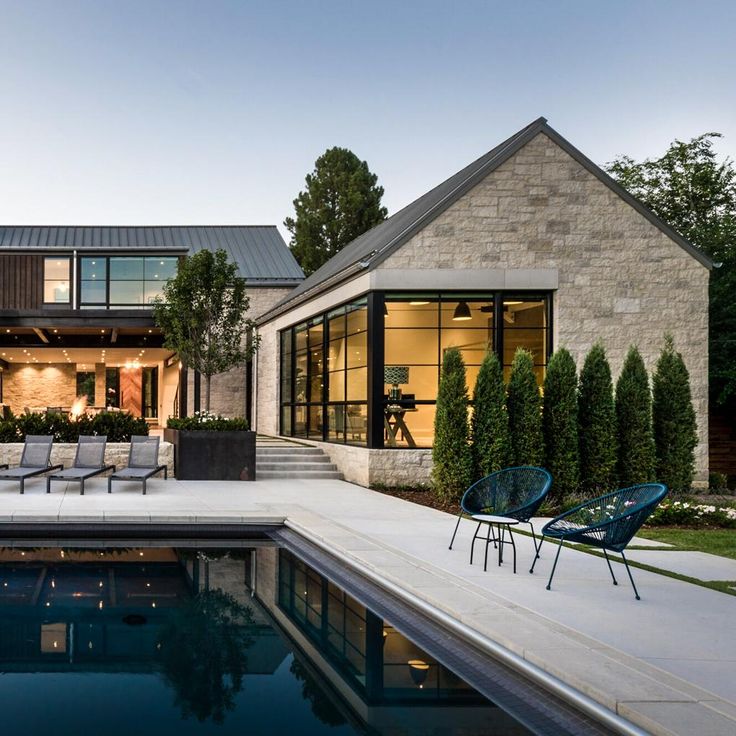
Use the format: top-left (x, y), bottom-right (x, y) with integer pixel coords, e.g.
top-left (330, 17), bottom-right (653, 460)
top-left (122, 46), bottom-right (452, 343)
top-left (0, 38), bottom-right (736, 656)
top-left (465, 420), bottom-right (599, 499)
top-left (0, 545), bottom-right (531, 735)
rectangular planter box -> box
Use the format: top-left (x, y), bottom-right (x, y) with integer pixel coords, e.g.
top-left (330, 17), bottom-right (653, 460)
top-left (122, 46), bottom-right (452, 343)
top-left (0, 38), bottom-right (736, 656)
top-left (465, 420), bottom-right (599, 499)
top-left (163, 429), bottom-right (256, 481)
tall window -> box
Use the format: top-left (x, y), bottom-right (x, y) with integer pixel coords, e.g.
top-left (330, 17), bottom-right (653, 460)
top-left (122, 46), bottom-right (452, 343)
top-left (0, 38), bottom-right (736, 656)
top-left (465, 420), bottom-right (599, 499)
top-left (79, 256), bottom-right (178, 308)
top-left (43, 257), bottom-right (71, 304)
top-left (279, 299), bottom-right (367, 445)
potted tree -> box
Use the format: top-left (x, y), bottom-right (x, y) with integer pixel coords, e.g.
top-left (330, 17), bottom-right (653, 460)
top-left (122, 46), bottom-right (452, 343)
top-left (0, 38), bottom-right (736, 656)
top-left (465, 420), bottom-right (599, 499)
top-left (154, 249), bottom-right (260, 480)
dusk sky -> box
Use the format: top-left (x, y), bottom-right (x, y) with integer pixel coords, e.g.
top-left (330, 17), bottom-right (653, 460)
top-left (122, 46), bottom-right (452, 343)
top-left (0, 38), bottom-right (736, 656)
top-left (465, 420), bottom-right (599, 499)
top-left (1, 0), bottom-right (734, 239)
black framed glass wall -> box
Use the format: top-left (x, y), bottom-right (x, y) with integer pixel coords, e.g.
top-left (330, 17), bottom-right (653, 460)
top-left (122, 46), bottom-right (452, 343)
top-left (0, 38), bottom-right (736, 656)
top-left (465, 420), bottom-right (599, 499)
top-left (79, 256), bottom-right (178, 309)
top-left (278, 292), bottom-right (550, 449)
top-left (279, 299), bottom-right (368, 445)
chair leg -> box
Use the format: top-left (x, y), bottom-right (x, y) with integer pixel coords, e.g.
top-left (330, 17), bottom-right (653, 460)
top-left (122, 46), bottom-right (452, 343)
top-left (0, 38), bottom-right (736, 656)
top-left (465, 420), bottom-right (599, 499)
top-left (620, 551), bottom-right (641, 601)
top-left (602, 548), bottom-right (618, 586)
top-left (80, 479), bottom-right (84, 496)
top-left (469, 522), bottom-right (482, 565)
top-left (509, 527), bottom-right (517, 574)
top-left (528, 521), bottom-right (540, 558)
top-left (498, 524), bottom-right (505, 566)
top-left (484, 523), bottom-right (491, 572)
top-left (46, 477), bottom-right (51, 494)
top-left (142, 479), bottom-right (146, 496)
top-left (20, 478), bottom-right (24, 495)
top-left (529, 536), bottom-right (546, 574)
top-left (163, 467), bottom-right (168, 480)
top-left (546, 540), bottom-right (564, 591)
top-left (108, 477), bottom-right (112, 494)
top-left (449, 511), bottom-right (463, 550)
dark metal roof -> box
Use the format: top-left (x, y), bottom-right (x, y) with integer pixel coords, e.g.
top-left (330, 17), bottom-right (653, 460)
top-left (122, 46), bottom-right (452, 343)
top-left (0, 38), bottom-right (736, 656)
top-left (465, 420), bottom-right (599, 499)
top-left (262, 117), bottom-right (712, 322)
top-left (0, 225), bottom-right (304, 285)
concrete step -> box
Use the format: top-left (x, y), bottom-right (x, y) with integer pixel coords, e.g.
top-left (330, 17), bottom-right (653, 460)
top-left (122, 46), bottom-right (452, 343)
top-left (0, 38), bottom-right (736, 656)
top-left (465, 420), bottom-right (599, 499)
top-left (256, 447), bottom-right (323, 456)
top-left (257, 461), bottom-right (338, 472)
top-left (255, 453), bottom-right (331, 464)
top-left (257, 469), bottom-right (344, 480)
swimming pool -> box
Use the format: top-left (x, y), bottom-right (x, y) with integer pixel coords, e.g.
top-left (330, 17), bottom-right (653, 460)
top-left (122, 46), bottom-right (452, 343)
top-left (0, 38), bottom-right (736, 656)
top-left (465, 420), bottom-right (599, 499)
top-left (0, 531), bottom-right (612, 735)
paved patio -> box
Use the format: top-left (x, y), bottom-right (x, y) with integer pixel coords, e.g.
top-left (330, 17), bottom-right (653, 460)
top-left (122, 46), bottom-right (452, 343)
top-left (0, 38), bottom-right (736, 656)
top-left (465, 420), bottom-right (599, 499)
top-left (1, 475), bottom-right (734, 736)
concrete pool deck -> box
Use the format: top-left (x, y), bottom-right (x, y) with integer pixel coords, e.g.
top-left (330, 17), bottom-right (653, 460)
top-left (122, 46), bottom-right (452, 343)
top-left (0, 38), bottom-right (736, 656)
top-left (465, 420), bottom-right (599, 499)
top-left (0, 476), bottom-right (734, 736)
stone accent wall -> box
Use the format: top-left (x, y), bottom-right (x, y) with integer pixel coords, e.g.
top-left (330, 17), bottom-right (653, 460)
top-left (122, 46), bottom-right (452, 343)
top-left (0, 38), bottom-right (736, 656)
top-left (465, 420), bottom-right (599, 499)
top-left (0, 441), bottom-right (174, 477)
top-left (255, 323), bottom-right (279, 435)
top-left (378, 132), bottom-right (710, 480)
top-left (2, 363), bottom-right (77, 414)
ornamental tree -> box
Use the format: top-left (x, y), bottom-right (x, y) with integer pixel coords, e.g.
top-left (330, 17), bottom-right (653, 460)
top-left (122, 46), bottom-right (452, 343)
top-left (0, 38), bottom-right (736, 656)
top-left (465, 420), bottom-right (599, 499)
top-left (284, 147), bottom-right (387, 275)
top-left (615, 346), bottom-right (656, 486)
top-left (153, 249), bottom-right (260, 412)
top-left (578, 343), bottom-right (617, 494)
top-left (543, 348), bottom-right (579, 498)
top-left (652, 335), bottom-right (698, 492)
top-left (507, 349), bottom-right (543, 467)
top-left (471, 350), bottom-right (511, 479)
top-left (432, 347), bottom-right (473, 502)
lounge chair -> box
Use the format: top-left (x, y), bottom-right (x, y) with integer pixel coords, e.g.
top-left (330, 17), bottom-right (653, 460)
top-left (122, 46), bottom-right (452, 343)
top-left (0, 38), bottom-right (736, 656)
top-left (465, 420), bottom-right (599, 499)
top-left (46, 435), bottom-right (115, 495)
top-left (0, 435), bottom-right (63, 494)
top-left (108, 435), bottom-right (167, 495)
top-left (529, 483), bottom-right (668, 599)
top-left (449, 466), bottom-right (552, 554)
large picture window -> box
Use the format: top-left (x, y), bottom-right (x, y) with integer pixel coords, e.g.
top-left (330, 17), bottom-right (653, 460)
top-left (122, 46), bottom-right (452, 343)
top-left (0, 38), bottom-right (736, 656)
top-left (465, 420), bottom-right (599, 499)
top-left (278, 292), bottom-right (550, 449)
top-left (79, 256), bottom-right (178, 309)
top-left (43, 257), bottom-right (71, 304)
top-left (279, 299), bottom-right (367, 445)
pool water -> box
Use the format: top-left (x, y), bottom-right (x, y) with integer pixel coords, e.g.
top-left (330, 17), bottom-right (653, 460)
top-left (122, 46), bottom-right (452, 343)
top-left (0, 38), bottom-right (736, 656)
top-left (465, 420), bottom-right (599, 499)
top-left (0, 542), bottom-right (533, 735)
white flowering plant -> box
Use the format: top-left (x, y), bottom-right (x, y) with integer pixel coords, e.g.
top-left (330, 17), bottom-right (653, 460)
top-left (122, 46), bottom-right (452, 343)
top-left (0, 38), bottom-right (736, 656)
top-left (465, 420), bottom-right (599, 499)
top-left (167, 410), bottom-right (248, 431)
top-left (647, 500), bottom-right (736, 528)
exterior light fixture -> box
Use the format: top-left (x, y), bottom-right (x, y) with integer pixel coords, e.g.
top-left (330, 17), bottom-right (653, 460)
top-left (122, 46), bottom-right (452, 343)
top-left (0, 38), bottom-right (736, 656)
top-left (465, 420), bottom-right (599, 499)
top-left (452, 301), bottom-right (472, 321)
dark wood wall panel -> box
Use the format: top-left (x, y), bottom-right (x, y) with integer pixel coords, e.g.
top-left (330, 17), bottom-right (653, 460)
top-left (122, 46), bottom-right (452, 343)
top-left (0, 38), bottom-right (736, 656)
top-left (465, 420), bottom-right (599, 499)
top-left (0, 255), bottom-right (44, 309)
top-left (710, 407), bottom-right (736, 482)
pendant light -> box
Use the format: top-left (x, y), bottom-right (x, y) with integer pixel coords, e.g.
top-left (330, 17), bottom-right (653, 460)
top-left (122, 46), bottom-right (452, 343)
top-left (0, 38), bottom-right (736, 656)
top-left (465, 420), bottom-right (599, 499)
top-left (452, 301), bottom-right (472, 321)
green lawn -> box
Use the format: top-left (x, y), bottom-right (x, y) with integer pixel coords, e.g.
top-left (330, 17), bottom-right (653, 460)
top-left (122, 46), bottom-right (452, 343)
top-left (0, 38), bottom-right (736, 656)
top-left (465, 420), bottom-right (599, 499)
top-left (636, 527), bottom-right (736, 560)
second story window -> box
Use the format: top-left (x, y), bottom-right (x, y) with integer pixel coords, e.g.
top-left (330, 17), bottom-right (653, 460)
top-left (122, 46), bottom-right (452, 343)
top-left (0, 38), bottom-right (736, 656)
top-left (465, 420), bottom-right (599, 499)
top-left (43, 257), bottom-right (71, 304)
top-left (79, 256), bottom-right (178, 308)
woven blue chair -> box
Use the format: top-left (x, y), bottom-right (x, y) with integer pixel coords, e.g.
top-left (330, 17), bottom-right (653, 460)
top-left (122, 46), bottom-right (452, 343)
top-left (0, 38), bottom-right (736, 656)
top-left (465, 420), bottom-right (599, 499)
top-left (529, 483), bottom-right (668, 600)
top-left (449, 466), bottom-right (552, 554)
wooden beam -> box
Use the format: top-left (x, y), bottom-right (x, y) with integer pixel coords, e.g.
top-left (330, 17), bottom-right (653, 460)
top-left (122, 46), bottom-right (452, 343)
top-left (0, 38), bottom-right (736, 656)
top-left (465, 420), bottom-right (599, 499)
top-left (32, 328), bottom-right (49, 344)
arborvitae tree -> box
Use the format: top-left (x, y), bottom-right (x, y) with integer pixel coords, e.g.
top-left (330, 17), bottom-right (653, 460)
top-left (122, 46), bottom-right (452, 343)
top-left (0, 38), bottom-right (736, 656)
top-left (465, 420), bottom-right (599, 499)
top-left (652, 335), bottom-right (698, 492)
top-left (507, 349), bottom-right (543, 467)
top-left (615, 346), bottom-right (656, 486)
top-left (543, 348), bottom-right (579, 497)
top-left (432, 348), bottom-right (473, 502)
top-left (284, 147), bottom-right (387, 275)
top-left (471, 350), bottom-right (511, 479)
top-left (578, 343), bottom-right (617, 494)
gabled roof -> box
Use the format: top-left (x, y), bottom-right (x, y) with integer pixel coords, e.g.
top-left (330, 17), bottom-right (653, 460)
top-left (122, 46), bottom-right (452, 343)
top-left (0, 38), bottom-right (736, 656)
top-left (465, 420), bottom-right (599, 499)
top-left (0, 225), bottom-right (304, 285)
top-left (262, 117), bottom-right (712, 322)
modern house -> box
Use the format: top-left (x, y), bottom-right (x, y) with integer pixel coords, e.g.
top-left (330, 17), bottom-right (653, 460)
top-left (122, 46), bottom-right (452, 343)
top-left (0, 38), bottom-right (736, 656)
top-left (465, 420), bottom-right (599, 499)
top-left (0, 226), bottom-right (303, 424)
top-left (254, 118), bottom-right (712, 487)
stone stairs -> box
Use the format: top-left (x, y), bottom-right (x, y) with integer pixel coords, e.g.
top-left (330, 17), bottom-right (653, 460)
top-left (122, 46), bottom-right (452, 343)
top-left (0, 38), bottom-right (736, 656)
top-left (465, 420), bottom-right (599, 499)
top-left (256, 437), bottom-right (343, 480)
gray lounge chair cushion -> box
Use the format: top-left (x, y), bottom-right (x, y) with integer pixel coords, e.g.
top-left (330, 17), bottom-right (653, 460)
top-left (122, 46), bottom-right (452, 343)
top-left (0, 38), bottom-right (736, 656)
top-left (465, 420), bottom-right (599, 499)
top-left (20, 435), bottom-right (54, 468)
top-left (0, 466), bottom-right (49, 479)
top-left (74, 436), bottom-right (107, 468)
top-left (49, 467), bottom-right (108, 481)
top-left (113, 467), bottom-right (160, 480)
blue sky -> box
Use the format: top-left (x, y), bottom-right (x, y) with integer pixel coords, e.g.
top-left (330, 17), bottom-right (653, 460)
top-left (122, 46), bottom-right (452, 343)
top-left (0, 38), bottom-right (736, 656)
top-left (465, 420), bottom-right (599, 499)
top-left (1, 0), bottom-right (734, 238)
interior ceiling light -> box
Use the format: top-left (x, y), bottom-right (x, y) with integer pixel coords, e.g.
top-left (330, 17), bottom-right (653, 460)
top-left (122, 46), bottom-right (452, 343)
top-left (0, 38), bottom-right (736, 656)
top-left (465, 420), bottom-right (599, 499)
top-left (409, 300), bottom-right (430, 306)
top-left (452, 301), bottom-right (472, 321)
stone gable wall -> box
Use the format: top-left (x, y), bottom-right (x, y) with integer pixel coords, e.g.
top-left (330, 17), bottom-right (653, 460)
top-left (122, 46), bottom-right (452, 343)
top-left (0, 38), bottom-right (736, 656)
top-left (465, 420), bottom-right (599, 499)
top-left (378, 132), bottom-right (710, 479)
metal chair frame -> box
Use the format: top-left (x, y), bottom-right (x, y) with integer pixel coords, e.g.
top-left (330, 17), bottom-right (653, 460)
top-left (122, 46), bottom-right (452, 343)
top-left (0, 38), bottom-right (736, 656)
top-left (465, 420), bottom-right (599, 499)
top-left (0, 435), bottom-right (64, 494)
top-left (108, 435), bottom-right (167, 495)
top-left (529, 483), bottom-right (668, 600)
top-left (46, 436), bottom-right (115, 495)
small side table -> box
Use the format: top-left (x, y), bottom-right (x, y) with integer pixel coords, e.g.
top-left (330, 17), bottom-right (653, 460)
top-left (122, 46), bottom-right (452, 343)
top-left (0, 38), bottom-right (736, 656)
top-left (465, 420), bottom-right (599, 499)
top-left (470, 515), bottom-right (519, 573)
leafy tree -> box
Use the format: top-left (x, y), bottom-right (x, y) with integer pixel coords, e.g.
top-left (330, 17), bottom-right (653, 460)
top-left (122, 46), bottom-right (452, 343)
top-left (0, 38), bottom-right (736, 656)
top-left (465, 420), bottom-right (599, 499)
top-left (153, 249), bottom-right (259, 412)
top-left (432, 348), bottom-right (473, 502)
top-left (615, 346), bottom-right (656, 486)
top-left (471, 350), bottom-right (511, 479)
top-left (159, 589), bottom-right (254, 724)
top-left (285, 147), bottom-right (387, 275)
top-left (653, 335), bottom-right (698, 492)
top-left (578, 343), bottom-right (617, 494)
top-left (507, 349), bottom-right (543, 466)
top-left (543, 348), bottom-right (579, 497)
top-left (607, 134), bottom-right (736, 411)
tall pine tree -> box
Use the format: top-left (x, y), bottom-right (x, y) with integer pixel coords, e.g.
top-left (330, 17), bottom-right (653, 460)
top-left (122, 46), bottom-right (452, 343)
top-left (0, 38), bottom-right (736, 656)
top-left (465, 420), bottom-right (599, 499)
top-left (578, 343), bottom-right (617, 494)
top-left (284, 148), bottom-right (387, 275)
top-left (432, 348), bottom-right (473, 502)
top-left (615, 346), bottom-right (656, 486)
top-left (471, 350), bottom-right (511, 479)
top-left (543, 348), bottom-right (579, 498)
top-left (507, 349), bottom-right (543, 466)
top-left (653, 335), bottom-right (698, 492)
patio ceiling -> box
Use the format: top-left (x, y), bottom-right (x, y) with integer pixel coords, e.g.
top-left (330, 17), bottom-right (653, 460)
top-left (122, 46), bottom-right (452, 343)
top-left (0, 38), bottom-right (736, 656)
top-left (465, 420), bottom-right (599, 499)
top-left (0, 345), bottom-right (171, 369)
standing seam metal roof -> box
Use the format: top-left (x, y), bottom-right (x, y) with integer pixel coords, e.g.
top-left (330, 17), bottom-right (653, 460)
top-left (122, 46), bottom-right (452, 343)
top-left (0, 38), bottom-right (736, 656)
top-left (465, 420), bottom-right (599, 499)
top-left (0, 225), bottom-right (304, 284)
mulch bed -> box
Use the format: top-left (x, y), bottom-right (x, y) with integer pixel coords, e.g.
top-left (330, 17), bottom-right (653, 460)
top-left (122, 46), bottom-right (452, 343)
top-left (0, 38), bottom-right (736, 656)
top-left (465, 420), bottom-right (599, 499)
top-left (370, 486), bottom-right (460, 515)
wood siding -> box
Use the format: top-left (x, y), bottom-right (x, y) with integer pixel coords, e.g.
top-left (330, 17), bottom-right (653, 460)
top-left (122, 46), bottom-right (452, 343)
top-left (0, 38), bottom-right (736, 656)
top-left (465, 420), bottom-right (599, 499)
top-left (710, 407), bottom-right (736, 483)
top-left (0, 255), bottom-right (44, 309)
